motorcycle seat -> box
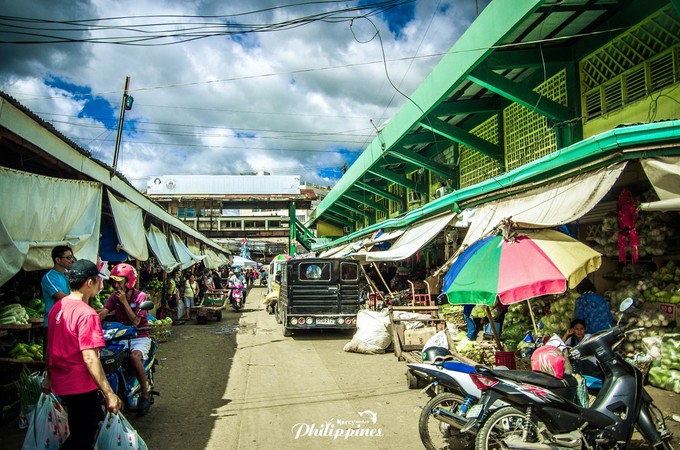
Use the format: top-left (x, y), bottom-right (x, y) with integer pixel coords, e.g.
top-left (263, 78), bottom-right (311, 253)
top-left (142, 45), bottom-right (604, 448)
top-left (481, 367), bottom-right (578, 390)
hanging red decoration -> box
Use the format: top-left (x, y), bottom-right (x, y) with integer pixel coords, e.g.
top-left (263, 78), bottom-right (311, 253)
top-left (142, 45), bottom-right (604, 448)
top-left (617, 188), bottom-right (638, 263)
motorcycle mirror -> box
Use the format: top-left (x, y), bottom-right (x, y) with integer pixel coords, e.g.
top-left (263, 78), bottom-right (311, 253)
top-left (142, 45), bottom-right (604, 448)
top-left (139, 300), bottom-right (155, 311)
top-left (619, 297), bottom-right (635, 313)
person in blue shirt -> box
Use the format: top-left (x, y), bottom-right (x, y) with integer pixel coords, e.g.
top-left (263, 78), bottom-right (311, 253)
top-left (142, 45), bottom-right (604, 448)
top-left (41, 245), bottom-right (75, 352)
top-left (573, 278), bottom-right (612, 334)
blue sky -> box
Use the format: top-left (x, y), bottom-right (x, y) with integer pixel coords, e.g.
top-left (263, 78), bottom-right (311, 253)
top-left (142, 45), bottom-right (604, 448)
top-left (0, 0), bottom-right (487, 189)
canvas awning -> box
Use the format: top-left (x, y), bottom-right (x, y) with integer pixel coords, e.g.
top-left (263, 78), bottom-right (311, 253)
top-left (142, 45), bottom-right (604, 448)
top-left (170, 232), bottom-right (203, 270)
top-left (232, 255), bottom-right (258, 267)
top-left (459, 162), bottom-right (626, 250)
top-left (146, 225), bottom-right (179, 273)
top-left (107, 190), bottom-right (149, 261)
top-left (358, 212), bottom-right (456, 262)
top-left (640, 156), bottom-right (680, 211)
top-left (0, 167), bottom-right (103, 286)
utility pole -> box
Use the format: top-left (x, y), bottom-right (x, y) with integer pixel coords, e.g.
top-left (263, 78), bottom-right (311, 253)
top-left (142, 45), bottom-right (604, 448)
top-left (111, 76), bottom-right (133, 177)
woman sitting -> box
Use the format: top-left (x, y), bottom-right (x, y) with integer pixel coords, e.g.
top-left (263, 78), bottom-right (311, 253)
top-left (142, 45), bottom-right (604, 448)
top-left (562, 318), bottom-right (591, 347)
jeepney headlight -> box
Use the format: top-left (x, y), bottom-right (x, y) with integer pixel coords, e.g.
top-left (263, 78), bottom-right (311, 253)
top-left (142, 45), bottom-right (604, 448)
top-left (345, 317), bottom-right (352, 324)
top-left (291, 317), bottom-right (298, 325)
top-left (352, 318), bottom-right (357, 325)
top-left (298, 317), bottom-right (306, 325)
top-left (337, 318), bottom-right (344, 325)
top-left (306, 317), bottom-right (313, 324)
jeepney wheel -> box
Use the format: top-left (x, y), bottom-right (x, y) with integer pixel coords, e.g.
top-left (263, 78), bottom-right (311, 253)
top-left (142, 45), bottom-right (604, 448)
top-left (274, 303), bottom-right (282, 324)
top-left (282, 312), bottom-right (292, 337)
top-left (216, 310), bottom-right (222, 322)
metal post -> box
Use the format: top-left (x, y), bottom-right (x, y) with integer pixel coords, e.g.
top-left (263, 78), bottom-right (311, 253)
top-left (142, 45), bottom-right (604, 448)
top-left (111, 76), bottom-right (131, 176)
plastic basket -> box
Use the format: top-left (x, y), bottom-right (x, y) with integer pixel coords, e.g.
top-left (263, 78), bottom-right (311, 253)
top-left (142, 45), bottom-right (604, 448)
top-left (495, 351), bottom-right (516, 369)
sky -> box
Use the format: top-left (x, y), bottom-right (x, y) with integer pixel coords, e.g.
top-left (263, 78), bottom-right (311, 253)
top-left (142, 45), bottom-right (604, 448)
top-left (0, 0), bottom-right (488, 190)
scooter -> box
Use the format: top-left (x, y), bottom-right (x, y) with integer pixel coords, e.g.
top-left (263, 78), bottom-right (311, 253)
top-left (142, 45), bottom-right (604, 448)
top-left (230, 285), bottom-right (244, 311)
top-left (465, 298), bottom-right (675, 450)
top-left (100, 300), bottom-right (159, 415)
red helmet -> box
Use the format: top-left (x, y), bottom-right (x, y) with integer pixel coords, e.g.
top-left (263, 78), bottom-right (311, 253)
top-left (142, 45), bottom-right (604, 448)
top-left (110, 263), bottom-right (137, 289)
top-left (531, 345), bottom-right (571, 380)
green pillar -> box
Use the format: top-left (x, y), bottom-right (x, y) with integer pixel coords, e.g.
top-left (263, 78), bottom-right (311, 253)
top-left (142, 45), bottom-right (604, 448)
top-left (289, 201), bottom-right (297, 256)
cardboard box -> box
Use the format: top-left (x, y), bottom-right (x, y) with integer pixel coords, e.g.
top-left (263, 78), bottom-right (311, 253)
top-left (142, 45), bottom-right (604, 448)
top-left (404, 327), bottom-right (437, 346)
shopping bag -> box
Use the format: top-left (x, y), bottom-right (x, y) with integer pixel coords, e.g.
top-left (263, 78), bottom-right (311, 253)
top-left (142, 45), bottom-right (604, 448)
top-left (21, 393), bottom-right (69, 450)
top-left (95, 411), bottom-right (147, 450)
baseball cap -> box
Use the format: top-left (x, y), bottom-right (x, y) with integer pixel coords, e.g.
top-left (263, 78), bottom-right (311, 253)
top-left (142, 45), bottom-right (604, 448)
top-left (69, 259), bottom-right (109, 280)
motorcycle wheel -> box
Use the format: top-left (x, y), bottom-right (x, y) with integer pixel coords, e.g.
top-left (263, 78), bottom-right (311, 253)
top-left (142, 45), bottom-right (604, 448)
top-left (419, 392), bottom-right (474, 450)
top-left (657, 439), bottom-right (676, 450)
top-left (475, 406), bottom-right (540, 450)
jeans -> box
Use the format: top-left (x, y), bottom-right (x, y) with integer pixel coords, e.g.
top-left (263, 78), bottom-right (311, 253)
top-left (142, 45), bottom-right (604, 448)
top-left (463, 310), bottom-right (481, 340)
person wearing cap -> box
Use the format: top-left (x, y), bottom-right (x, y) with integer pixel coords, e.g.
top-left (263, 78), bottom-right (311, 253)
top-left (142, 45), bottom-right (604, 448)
top-left (98, 263), bottom-right (152, 416)
top-left (42, 259), bottom-right (121, 450)
top-left (40, 246), bottom-right (74, 354)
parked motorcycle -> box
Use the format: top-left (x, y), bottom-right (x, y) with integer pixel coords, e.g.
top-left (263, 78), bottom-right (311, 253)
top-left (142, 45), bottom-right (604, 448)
top-left (466, 298), bottom-right (675, 450)
top-left (100, 300), bottom-right (159, 415)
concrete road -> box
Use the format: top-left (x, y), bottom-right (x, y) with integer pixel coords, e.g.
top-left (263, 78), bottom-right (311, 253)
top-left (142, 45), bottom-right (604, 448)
top-left (205, 287), bottom-right (425, 450)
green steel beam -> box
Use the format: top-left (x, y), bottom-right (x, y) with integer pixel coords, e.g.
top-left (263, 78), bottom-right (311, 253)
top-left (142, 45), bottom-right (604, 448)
top-left (432, 98), bottom-right (502, 117)
top-left (367, 167), bottom-right (428, 195)
top-left (485, 48), bottom-right (572, 69)
top-left (389, 147), bottom-right (456, 179)
top-left (336, 200), bottom-right (369, 217)
top-left (328, 205), bottom-right (361, 222)
top-left (400, 132), bottom-right (438, 147)
top-left (325, 213), bottom-right (353, 229)
top-left (354, 182), bottom-right (401, 204)
top-left (467, 67), bottom-right (570, 122)
top-left (309, 0), bottom-right (544, 223)
top-left (289, 202), bottom-right (296, 255)
top-left (344, 189), bottom-right (391, 213)
top-left (420, 117), bottom-right (503, 161)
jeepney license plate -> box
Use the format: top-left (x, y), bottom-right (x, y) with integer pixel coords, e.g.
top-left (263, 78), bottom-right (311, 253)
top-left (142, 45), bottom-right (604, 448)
top-left (466, 405), bottom-right (483, 418)
top-left (316, 318), bottom-right (336, 325)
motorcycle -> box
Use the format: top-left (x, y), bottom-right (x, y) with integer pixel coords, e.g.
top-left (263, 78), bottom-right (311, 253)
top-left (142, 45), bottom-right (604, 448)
top-left (466, 298), bottom-right (675, 450)
top-left (100, 300), bottom-right (159, 415)
top-left (230, 284), bottom-right (244, 311)
top-left (408, 359), bottom-right (505, 450)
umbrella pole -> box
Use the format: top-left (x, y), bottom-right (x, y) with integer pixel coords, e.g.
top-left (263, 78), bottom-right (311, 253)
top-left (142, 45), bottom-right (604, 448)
top-left (372, 262), bottom-right (394, 297)
top-left (527, 300), bottom-right (539, 337)
top-left (485, 306), bottom-right (504, 350)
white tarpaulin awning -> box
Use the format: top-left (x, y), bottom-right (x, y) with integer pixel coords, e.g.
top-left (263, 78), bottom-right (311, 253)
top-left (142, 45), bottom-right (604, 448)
top-left (332, 240), bottom-right (366, 258)
top-left (0, 167), bottom-right (102, 286)
top-left (232, 255), bottom-right (258, 267)
top-left (360, 212), bottom-right (456, 262)
top-left (370, 229), bottom-right (405, 244)
top-left (459, 162), bottom-right (626, 250)
top-left (170, 233), bottom-right (203, 270)
top-left (318, 244), bottom-right (346, 258)
top-left (107, 190), bottom-right (149, 261)
top-left (640, 156), bottom-right (680, 211)
top-left (203, 249), bottom-right (223, 269)
top-left (146, 224), bottom-right (179, 272)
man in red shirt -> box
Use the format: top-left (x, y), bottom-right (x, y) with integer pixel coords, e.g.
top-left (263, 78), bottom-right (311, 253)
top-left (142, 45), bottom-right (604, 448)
top-left (43, 259), bottom-right (121, 450)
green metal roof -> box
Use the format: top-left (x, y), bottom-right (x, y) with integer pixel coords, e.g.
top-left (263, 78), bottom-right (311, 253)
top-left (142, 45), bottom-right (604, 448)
top-left (313, 119), bottom-right (680, 250)
top-left (309, 0), bottom-right (675, 245)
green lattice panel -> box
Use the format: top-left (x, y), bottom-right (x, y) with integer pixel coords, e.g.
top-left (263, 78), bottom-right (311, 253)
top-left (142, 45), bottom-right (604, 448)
top-left (460, 115), bottom-right (501, 188)
top-left (504, 70), bottom-right (565, 171)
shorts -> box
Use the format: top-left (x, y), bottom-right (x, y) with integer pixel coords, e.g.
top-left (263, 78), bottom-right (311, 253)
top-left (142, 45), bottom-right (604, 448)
top-left (183, 296), bottom-right (193, 308)
top-left (122, 337), bottom-right (151, 360)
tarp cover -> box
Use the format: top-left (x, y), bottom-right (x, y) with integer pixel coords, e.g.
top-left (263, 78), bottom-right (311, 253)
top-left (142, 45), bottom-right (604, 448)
top-left (99, 225), bottom-right (129, 263)
top-left (640, 156), bottom-right (680, 211)
top-left (0, 167), bottom-right (102, 286)
top-left (360, 213), bottom-right (456, 262)
top-left (459, 163), bottom-right (625, 251)
top-left (232, 255), bottom-right (258, 267)
top-left (146, 224), bottom-right (179, 272)
top-left (107, 190), bottom-right (149, 261)
top-left (203, 249), bottom-right (223, 269)
top-left (170, 232), bottom-right (202, 270)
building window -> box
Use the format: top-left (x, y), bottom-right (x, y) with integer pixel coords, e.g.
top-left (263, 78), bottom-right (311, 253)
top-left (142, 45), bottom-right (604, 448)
top-left (186, 207), bottom-right (195, 218)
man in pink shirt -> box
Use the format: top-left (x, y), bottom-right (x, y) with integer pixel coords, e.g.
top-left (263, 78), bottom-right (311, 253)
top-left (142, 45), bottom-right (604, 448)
top-left (43, 259), bottom-right (121, 450)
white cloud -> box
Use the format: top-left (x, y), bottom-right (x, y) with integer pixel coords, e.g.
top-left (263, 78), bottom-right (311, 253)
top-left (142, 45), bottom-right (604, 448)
top-left (0, 0), bottom-right (487, 189)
